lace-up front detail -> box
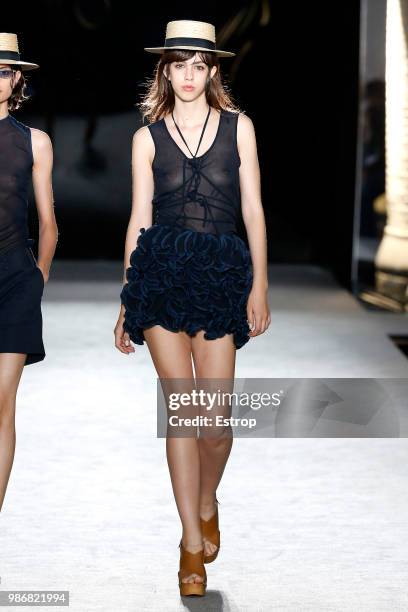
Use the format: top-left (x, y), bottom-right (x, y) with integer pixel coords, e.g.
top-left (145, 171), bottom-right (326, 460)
top-left (148, 109), bottom-right (242, 236)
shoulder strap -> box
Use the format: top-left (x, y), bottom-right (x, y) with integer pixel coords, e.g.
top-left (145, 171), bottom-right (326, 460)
top-left (9, 114), bottom-right (30, 136)
top-left (8, 115), bottom-right (33, 164)
top-left (219, 110), bottom-right (240, 165)
top-left (147, 120), bottom-right (163, 146)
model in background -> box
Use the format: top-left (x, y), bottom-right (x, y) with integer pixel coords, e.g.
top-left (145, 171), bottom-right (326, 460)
top-left (0, 33), bottom-right (58, 511)
top-left (115, 20), bottom-right (270, 597)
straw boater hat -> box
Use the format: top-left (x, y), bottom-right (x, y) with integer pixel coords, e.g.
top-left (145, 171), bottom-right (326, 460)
top-left (0, 33), bottom-right (39, 70)
top-left (144, 20), bottom-right (235, 58)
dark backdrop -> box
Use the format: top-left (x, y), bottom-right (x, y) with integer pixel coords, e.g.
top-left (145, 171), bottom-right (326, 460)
top-left (3, 1), bottom-right (360, 288)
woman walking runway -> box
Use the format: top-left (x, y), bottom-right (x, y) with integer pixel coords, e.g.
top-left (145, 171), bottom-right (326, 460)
top-left (115, 20), bottom-right (270, 597)
top-left (0, 33), bottom-right (58, 511)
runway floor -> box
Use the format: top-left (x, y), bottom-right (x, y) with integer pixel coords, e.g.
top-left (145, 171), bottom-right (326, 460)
top-left (1, 262), bottom-right (407, 611)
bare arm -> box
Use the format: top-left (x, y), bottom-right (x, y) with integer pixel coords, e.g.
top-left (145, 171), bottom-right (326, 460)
top-left (237, 113), bottom-right (271, 336)
top-left (114, 124), bottom-right (155, 353)
top-left (121, 126), bottom-right (155, 287)
top-left (30, 128), bottom-right (58, 282)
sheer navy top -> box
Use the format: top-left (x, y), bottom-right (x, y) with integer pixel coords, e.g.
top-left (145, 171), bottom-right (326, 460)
top-left (0, 114), bottom-right (33, 254)
top-left (147, 109), bottom-right (242, 236)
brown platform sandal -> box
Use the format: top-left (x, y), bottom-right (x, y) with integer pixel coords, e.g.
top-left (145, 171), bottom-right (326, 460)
top-left (200, 498), bottom-right (221, 564)
top-left (178, 539), bottom-right (207, 597)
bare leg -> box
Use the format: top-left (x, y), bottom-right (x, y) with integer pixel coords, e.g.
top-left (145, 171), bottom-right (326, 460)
top-left (143, 325), bottom-right (203, 585)
top-left (0, 353), bottom-right (27, 511)
top-left (192, 331), bottom-right (236, 558)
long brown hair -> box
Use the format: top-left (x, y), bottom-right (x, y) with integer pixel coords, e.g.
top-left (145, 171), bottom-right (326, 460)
top-left (139, 49), bottom-right (241, 124)
top-left (8, 67), bottom-right (30, 111)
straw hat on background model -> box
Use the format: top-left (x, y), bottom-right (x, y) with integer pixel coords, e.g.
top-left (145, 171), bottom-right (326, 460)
top-left (0, 33), bottom-right (39, 70)
top-left (144, 20), bottom-right (236, 57)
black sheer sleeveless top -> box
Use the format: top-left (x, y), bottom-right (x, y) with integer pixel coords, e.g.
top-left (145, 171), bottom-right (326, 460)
top-left (0, 115), bottom-right (34, 253)
top-left (147, 109), bottom-right (241, 236)
top-left (0, 114), bottom-right (33, 254)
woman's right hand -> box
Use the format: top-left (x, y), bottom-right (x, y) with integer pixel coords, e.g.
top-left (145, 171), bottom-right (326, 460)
top-left (114, 308), bottom-right (135, 354)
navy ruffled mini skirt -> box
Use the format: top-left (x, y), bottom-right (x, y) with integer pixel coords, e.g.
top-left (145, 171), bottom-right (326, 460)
top-left (120, 224), bottom-right (253, 349)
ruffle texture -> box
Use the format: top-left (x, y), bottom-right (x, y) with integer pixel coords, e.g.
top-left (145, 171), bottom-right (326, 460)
top-left (120, 224), bottom-right (253, 349)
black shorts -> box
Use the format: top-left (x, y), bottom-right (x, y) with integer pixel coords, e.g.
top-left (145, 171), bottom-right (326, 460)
top-left (0, 242), bottom-right (45, 366)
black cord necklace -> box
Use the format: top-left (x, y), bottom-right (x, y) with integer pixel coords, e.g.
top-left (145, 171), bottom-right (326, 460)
top-left (171, 105), bottom-right (212, 159)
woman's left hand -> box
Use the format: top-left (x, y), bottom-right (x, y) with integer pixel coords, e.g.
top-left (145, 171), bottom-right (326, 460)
top-left (37, 266), bottom-right (48, 284)
top-left (247, 286), bottom-right (271, 337)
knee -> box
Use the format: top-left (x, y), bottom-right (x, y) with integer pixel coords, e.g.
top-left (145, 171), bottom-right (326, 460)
top-left (198, 429), bottom-right (233, 447)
